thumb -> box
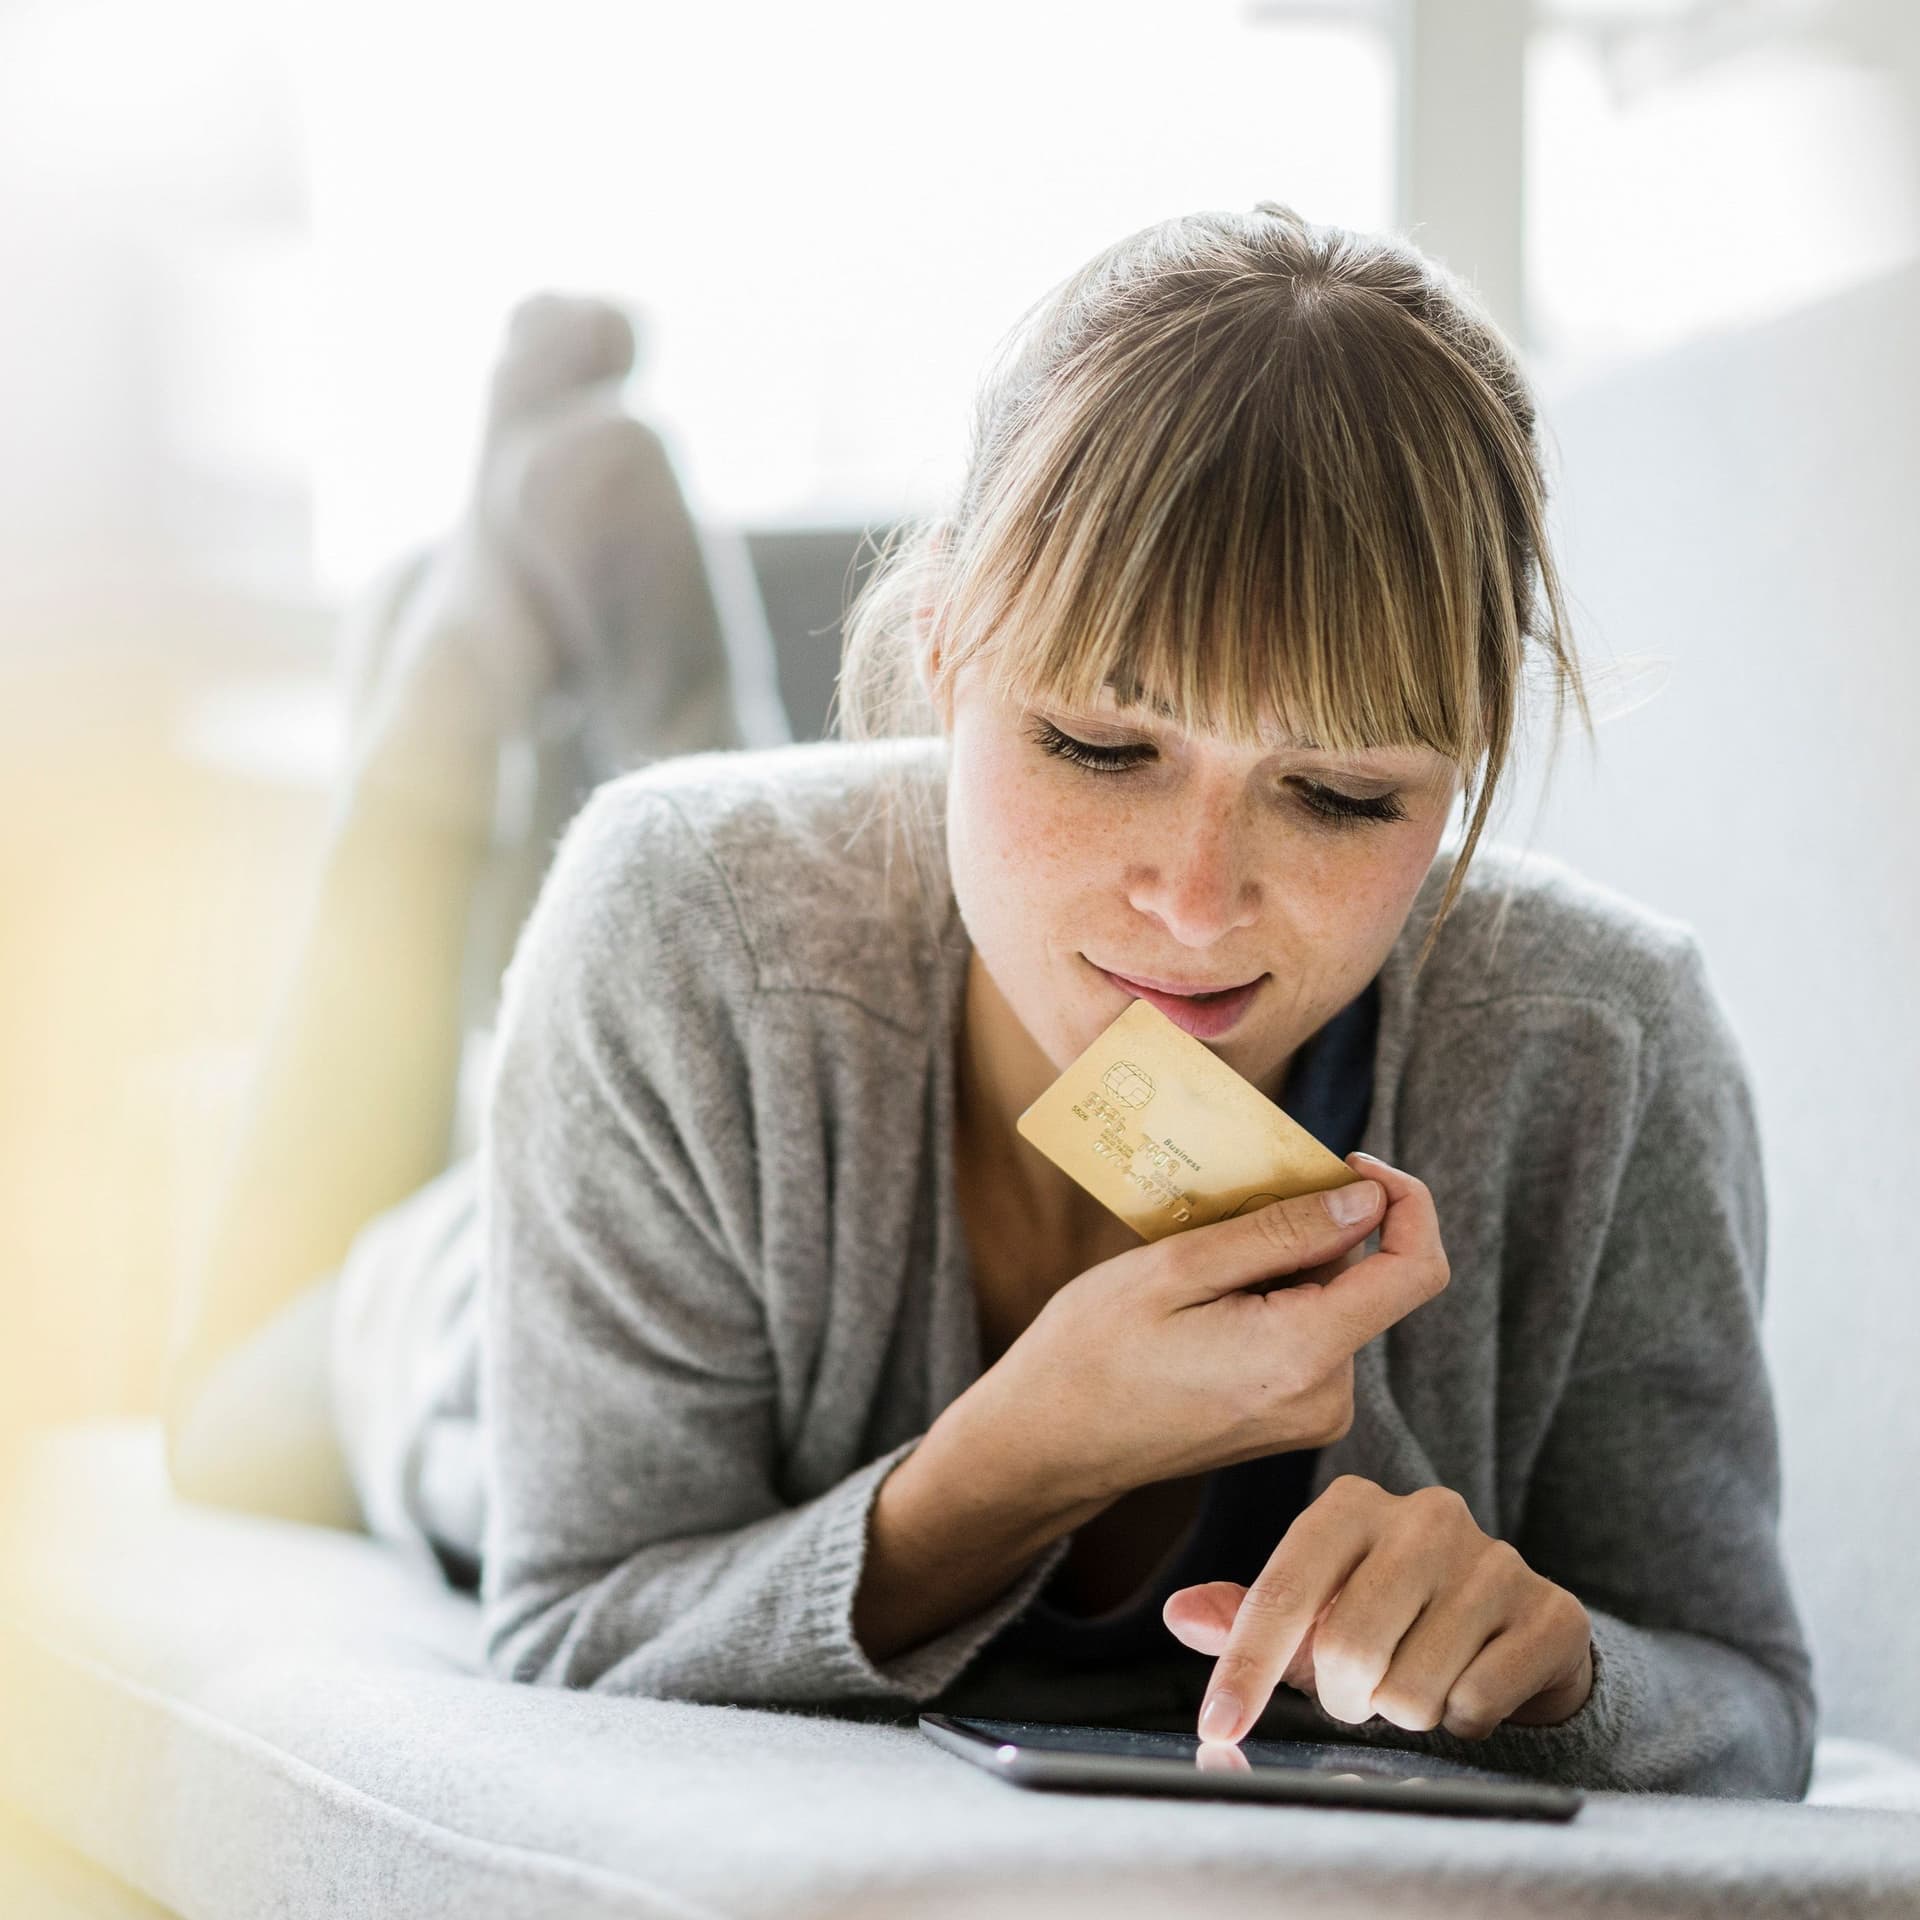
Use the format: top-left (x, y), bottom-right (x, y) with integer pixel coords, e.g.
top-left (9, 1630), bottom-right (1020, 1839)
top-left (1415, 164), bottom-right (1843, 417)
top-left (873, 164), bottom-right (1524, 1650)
top-left (1169, 1170), bottom-right (1384, 1307)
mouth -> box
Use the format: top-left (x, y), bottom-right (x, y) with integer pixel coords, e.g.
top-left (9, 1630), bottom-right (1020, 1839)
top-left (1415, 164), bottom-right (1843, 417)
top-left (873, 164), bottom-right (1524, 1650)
top-left (1091, 961), bottom-right (1268, 1040)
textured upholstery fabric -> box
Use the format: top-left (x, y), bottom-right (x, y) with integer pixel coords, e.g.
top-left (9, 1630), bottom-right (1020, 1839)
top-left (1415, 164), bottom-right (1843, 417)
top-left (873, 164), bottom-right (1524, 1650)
top-left (5, 1423), bottom-right (1920, 1920)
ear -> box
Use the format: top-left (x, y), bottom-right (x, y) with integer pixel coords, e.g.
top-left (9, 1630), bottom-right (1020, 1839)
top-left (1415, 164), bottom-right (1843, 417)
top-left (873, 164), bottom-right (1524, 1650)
top-left (916, 626), bottom-right (954, 733)
top-left (914, 523), bottom-right (955, 731)
top-left (910, 591), bottom-right (948, 725)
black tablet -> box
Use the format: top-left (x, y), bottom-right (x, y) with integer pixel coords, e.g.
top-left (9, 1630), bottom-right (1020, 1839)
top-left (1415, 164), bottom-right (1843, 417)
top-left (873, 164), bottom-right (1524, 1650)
top-left (918, 1714), bottom-right (1584, 1821)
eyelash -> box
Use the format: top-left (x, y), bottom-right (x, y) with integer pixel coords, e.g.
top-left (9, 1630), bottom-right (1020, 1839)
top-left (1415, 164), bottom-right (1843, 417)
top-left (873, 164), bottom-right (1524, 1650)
top-left (1025, 718), bottom-right (1410, 826)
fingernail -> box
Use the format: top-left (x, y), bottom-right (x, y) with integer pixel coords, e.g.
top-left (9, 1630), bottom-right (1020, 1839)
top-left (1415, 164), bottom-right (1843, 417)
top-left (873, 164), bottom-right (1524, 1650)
top-left (1198, 1690), bottom-right (1242, 1741)
top-left (1325, 1179), bottom-right (1381, 1225)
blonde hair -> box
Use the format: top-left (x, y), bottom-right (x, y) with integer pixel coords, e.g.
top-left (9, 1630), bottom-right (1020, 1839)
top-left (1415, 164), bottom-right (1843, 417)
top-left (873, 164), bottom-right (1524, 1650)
top-left (831, 200), bottom-right (1595, 972)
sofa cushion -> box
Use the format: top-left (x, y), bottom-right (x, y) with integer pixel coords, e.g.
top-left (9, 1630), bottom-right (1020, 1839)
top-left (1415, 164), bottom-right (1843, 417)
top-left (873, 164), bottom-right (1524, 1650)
top-left (5, 1420), bottom-right (1920, 1920)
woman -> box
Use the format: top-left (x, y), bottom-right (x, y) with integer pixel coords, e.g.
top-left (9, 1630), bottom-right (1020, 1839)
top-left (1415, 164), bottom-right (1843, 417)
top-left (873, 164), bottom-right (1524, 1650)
top-left (167, 204), bottom-right (1815, 1799)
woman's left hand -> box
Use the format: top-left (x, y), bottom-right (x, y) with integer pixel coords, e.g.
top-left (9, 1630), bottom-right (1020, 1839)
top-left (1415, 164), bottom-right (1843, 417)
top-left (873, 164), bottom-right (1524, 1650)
top-left (1163, 1474), bottom-right (1594, 1746)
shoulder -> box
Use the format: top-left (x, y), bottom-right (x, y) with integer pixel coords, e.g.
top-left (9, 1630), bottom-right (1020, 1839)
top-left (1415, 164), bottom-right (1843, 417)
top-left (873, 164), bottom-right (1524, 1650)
top-left (515, 736), bottom-right (955, 1036)
top-left (1404, 839), bottom-right (1712, 1038)
top-left (1391, 846), bottom-right (1763, 1259)
top-left (1392, 840), bottom-right (1754, 1127)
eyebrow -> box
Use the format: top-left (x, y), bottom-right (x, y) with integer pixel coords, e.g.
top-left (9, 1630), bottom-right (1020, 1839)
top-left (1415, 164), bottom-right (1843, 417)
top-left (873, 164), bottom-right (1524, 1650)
top-left (1101, 674), bottom-right (1327, 753)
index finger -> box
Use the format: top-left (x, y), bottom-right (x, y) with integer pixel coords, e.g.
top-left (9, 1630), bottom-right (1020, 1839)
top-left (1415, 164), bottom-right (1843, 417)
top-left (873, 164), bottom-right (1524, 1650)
top-left (1196, 1487), bottom-right (1381, 1744)
top-left (1295, 1152), bottom-right (1450, 1351)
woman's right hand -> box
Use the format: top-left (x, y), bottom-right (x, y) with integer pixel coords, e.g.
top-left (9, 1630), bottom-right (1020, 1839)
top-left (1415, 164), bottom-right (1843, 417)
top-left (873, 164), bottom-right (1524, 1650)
top-left (978, 1152), bottom-right (1450, 1508)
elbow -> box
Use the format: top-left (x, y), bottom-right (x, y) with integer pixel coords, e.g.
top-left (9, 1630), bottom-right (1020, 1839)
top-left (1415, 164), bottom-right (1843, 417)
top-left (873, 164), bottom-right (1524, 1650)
top-left (481, 1599), bottom-right (550, 1687)
top-left (482, 1579), bottom-right (601, 1689)
top-left (481, 1578), bottom-right (753, 1706)
top-left (1780, 1673), bottom-right (1820, 1803)
top-left (1749, 1637), bottom-right (1819, 1803)
top-left (1717, 1651), bottom-right (1818, 1802)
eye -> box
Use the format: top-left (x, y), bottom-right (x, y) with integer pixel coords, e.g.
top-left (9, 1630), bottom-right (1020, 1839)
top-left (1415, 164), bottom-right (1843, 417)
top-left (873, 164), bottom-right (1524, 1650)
top-left (1026, 716), bottom-right (1153, 773)
top-left (1029, 717), bottom-right (1411, 825)
top-left (1293, 780), bottom-right (1409, 826)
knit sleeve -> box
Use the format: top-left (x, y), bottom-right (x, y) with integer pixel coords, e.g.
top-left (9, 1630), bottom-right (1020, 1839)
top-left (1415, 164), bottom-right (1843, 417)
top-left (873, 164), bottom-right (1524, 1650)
top-left (1308, 935), bottom-right (1817, 1797)
top-left (476, 778), bottom-right (1069, 1703)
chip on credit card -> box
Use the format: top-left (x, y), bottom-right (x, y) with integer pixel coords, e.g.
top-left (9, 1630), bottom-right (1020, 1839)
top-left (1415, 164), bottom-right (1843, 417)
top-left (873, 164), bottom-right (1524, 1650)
top-left (1014, 997), bottom-right (1365, 1242)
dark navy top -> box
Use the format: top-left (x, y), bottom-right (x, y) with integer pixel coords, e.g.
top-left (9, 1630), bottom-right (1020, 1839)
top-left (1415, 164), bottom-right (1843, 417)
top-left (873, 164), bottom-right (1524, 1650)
top-left (992, 976), bottom-right (1381, 1667)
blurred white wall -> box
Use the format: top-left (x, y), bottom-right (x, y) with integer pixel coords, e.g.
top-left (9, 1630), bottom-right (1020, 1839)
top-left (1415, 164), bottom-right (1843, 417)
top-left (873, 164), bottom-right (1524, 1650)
top-left (0, 0), bottom-right (308, 609)
top-left (1525, 0), bottom-right (1919, 371)
top-left (1526, 259), bottom-right (1920, 1750)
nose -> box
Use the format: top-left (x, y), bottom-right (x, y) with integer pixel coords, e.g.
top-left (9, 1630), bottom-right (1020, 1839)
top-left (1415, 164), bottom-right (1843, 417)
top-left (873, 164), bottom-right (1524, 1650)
top-left (1124, 787), bottom-right (1261, 947)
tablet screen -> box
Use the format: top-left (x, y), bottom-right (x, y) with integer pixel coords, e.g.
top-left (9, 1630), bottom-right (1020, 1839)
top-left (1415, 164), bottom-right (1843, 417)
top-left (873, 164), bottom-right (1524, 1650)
top-left (967, 1716), bottom-right (1519, 1783)
top-left (920, 1712), bottom-right (1586, 1821)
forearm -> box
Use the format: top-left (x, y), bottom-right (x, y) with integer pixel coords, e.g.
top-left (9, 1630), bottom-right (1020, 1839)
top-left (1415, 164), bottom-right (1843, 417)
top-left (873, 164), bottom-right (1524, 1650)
top-left (852, 1388), bottom-right (1115, 1665)
top-left (178, 711), bottom-right (500, 1378)
top-left (488, 1421), bottom-right (1103, 1705)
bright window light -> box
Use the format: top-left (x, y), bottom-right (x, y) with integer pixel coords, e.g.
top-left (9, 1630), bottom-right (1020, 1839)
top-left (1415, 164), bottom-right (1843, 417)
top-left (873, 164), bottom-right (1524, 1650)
top-left (288, 0), bottom-right (1395, 598)
top-left (1527, 28), bottom-right (1919, 380)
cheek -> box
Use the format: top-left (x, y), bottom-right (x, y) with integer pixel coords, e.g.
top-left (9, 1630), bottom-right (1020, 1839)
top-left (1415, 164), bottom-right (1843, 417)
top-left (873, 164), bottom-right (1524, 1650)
top-left (1270, 820), bottom-right (1449, 954)
top-left (1342, 831), bottom-right (1437, 900)
top-left (1325, 816), bottom-right (1453, 941)
top-left (954, 752), bottom-right (1119, 898)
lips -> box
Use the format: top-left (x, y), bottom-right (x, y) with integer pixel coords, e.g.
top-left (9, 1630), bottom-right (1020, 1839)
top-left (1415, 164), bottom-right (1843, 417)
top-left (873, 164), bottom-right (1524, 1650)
top-left (1093, 962), bottom-right (1267, 1041)
top-left (1099, 966), bottom-right (1263, 997)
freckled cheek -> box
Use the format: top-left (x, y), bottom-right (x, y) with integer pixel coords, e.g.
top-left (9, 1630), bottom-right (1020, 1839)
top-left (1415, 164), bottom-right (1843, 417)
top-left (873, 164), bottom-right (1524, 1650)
top-left (1379, 818), bottom-right (1449, 893)
top-left (981, 767), bottom-right (1116, 881)
top-left (1336, 832), bottom-right (1448, 944)
top-left (953, 768), bottom-right (1080, 943)
top-left (1281, 833), bottom-right (1438, 950)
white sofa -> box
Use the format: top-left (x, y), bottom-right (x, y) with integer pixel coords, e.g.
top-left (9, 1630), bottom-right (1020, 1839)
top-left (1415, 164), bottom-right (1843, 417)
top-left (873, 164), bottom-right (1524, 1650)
top-left (4, 1420), bottom-right (1920, 1920)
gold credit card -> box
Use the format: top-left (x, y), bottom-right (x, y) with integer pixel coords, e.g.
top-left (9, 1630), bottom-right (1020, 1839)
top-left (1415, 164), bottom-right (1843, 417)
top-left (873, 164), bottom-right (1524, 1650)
top-left (1014, 997), bottom-right (1363, 1242)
